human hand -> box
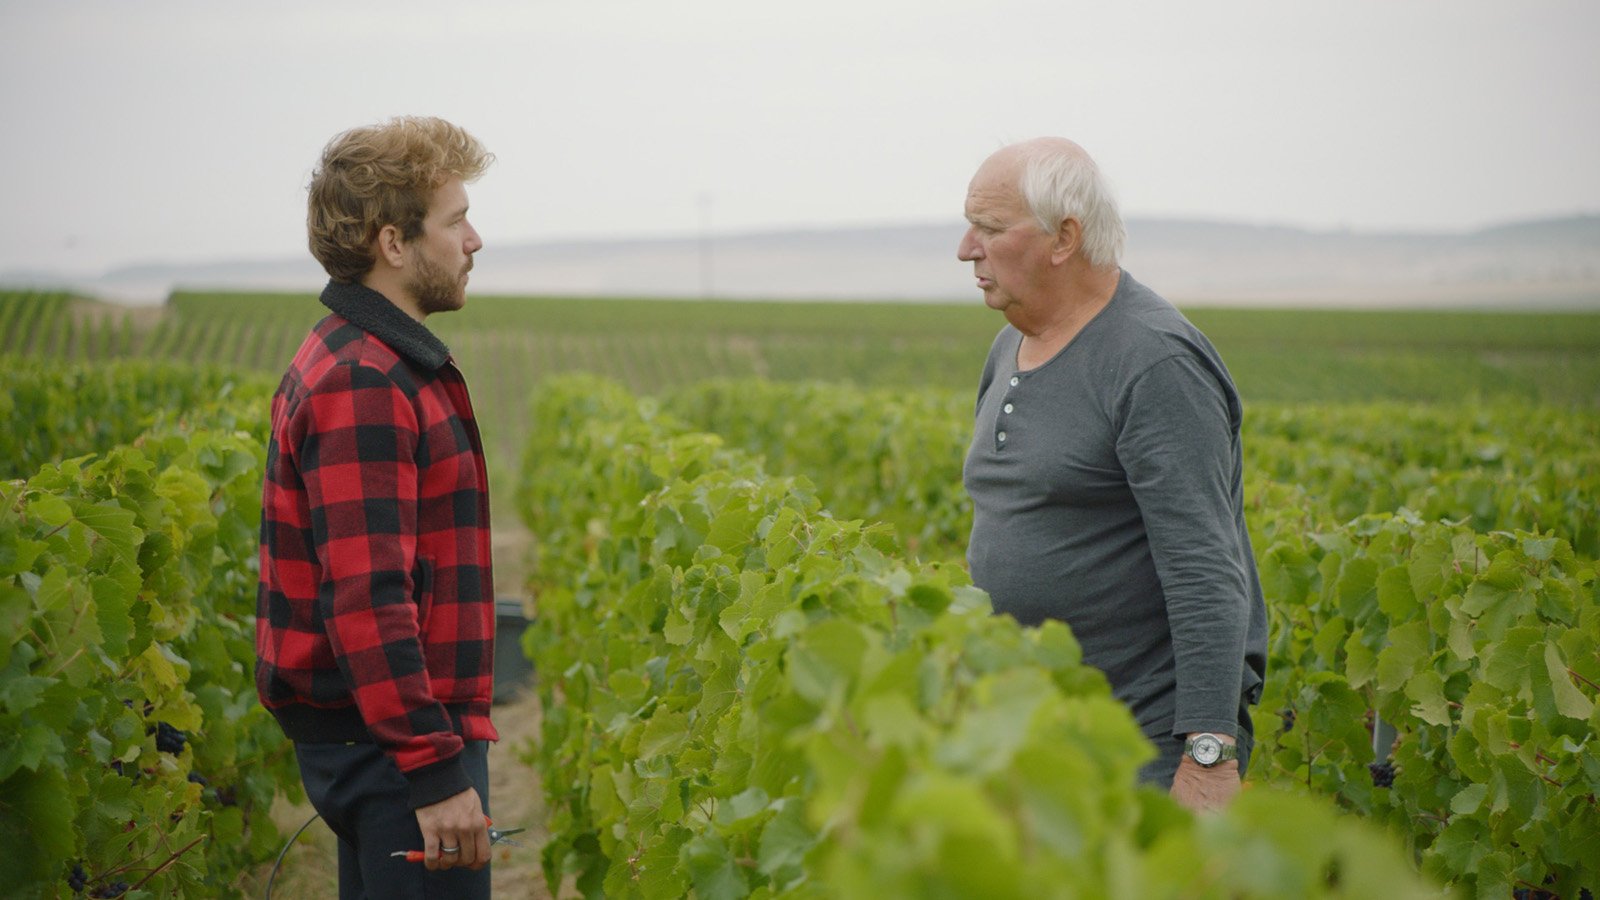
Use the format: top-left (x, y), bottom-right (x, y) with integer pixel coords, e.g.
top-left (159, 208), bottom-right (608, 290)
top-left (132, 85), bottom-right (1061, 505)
top-left (413, 788), bottom-right (489, 871)
top-left (1169, 757), bottom-right (1240, 813)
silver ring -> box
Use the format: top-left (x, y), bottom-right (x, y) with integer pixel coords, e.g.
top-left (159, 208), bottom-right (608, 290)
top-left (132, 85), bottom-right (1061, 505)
top-left (440, 846), bottom-right (460, 854)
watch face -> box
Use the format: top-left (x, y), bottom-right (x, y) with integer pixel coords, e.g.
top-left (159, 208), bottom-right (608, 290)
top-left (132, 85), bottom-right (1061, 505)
top-left (1192, 735), bottom-right (1222, 766)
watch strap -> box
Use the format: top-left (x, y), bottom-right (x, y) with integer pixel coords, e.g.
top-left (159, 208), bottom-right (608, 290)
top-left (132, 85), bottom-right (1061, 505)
top-left (1183, 733), bottom-right (1238, 766)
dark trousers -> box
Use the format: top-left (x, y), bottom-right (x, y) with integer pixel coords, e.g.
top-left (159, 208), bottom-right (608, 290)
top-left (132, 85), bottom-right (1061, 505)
top-left (294, 741), bottom-right (491, 900)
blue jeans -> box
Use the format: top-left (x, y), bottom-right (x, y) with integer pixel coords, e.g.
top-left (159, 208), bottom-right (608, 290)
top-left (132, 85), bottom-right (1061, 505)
top-left (294, 740), bottom-right (491, 900)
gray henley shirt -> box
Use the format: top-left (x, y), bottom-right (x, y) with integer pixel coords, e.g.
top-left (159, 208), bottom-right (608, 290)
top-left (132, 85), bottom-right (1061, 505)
top-left (963, 270), bottom-right (1267, 741)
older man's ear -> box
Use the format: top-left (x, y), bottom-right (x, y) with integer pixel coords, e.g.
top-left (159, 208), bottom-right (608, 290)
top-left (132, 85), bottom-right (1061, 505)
top-left (1051, 217), bottom-right (1083, 266)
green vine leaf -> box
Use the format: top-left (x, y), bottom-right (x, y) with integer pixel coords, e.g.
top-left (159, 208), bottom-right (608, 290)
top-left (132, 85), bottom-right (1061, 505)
top-left (1544, 641), bottom-right (1595, 720)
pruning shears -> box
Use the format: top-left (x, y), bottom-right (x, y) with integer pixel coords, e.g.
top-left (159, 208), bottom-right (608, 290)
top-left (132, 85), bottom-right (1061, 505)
top-left (390, 815), bottom-right (524, 863)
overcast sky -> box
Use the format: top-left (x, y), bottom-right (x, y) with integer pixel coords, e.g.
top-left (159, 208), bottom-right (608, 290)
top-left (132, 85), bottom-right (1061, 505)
top-left (2, 0), bottom-right (1597, 276)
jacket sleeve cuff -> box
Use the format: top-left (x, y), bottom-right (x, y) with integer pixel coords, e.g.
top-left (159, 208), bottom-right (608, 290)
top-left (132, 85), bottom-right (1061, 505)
top-left (402, 753), bottom-right (472, 809)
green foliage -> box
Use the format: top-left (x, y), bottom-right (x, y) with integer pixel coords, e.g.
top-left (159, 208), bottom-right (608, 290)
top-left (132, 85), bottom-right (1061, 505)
top-left (660, 382), bottom-right (1600, 567)
top-left (1254, 512), bottom-right (1600, 895)
top-left (662, 381), bottom-right (972, 560)
top-left (518, 375), bottom-right (1441, 899)
top-left (0, 291), bottom-right (72, 356)
top-left (1245, 404), bottom-right (1600, 559)
top-left (56, 290), bottom-right (1600, 410)
top-left (660, 380), bottom-right (1600, 892)
top-left (0, 386), bottom-right (297, 898)
top-left (0, 357), bottom-right (273, 480)
top-left (10, 289), bottom-right (1597, 490)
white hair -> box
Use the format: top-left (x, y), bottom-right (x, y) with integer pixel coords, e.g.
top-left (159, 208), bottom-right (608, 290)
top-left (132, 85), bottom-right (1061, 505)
top-left (1016, 143), bottom-right (1126, 269)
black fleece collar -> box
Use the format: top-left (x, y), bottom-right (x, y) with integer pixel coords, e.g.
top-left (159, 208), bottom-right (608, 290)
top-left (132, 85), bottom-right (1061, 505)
top-left (319, 280), bottom-right (452, 371)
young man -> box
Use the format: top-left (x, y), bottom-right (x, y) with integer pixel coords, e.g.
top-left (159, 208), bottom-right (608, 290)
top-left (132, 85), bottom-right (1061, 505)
top-left (958, 138), bottom-right (1268, 812)
top-left (256, 116), bottom-right (498, 897)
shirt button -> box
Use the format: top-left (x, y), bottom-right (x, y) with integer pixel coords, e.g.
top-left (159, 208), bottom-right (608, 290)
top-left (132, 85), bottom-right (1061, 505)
top-left (997, 431), bottom-right (1008, 442)
top-left (1009, 376), bottom-right (1020, 387)
top-left (1003, 403), bottom-right (1014, 414)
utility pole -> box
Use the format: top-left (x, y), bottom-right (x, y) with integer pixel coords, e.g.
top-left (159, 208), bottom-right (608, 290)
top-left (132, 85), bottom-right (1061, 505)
top-left (698, 191), bottom-right (714, 299)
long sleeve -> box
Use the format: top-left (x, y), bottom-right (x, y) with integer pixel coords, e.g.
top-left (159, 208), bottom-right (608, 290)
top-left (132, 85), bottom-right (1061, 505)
top-left (1116, 354), bottom-right (1251, 738)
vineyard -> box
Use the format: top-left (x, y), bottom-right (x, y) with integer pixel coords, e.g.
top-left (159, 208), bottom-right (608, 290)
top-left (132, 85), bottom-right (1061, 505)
top-left (6, 288), bottom-right (1599, 472)
top-left (2, 286), bottom-right (1598, 898)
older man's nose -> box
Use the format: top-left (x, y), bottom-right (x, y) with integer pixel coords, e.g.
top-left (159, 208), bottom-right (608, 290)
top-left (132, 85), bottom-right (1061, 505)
top-left (957, 228), bottom-right (983, 261)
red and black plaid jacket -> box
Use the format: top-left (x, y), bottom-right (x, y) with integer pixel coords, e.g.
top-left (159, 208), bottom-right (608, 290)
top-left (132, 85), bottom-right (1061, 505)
top-left (256, 280), bottom-right (497, 808)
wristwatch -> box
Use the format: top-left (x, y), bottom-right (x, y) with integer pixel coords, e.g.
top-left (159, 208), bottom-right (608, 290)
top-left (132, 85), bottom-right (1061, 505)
top-left (1184, 733), bottom-right (1238, 767)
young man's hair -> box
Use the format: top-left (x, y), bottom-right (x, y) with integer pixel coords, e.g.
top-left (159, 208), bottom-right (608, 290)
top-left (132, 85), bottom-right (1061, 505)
top-left (307, 116), bottom-right (493, 282)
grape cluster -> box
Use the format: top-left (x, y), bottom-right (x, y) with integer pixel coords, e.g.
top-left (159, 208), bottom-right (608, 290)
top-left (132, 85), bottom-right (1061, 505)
top-left (1278, 709), bottom-right (1296, 734)
top-left (1368, 761), bottom-right (1396, 788)
top-left (1519, 883), bottom-right (1597, 900)
top-left (91, 881), bottom-right (128, 898)
top-left (66, 864), bottom-right (87, 893)
top-left (154, 722), bottom-right (187, 755)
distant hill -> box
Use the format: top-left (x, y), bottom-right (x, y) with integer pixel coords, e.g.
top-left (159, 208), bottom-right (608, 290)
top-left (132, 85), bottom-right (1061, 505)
top-left (5, 215), bottom-right (1598, 308)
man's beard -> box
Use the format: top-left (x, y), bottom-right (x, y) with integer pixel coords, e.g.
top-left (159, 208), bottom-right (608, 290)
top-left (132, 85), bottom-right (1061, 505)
top-left (407, 251), bottom-right (469, 316)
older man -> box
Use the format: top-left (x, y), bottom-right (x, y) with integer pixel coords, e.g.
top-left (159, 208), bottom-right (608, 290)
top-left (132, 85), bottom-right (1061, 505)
top-left (257, 116), bottom-right (498, 897)
top-left (958, 138), bottom-right (1267, 812)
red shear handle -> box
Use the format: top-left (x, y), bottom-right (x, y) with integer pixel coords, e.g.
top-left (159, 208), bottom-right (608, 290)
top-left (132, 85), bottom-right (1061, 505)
top-left (394, 816), bottom-right (498, 863)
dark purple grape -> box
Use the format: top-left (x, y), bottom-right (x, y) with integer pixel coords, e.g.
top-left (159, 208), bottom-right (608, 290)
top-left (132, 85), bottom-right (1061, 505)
top-left (1368, 762), bottom-right (1396, 788)
top-left (67, 864), bottom-right (87, 893)
top-left (154, 722), bottom-right (187, 754)
top-left (1279, 709), bottom-right (1296, 734)
top-left (187, 771), bottom-right (209, 787)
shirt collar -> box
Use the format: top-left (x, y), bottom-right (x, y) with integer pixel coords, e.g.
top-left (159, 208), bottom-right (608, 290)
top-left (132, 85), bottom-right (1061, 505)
top-left (319, 279), bottom-right (452, 371)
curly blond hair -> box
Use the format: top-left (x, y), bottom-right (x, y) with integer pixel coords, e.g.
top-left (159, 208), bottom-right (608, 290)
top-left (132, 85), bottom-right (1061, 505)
top-left (307, 116), bottom-right (493, 282)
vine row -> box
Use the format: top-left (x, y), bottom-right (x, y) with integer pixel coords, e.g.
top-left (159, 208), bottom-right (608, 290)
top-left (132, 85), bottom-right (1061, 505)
top-left (515, 375), bottom-right (1437, 899)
